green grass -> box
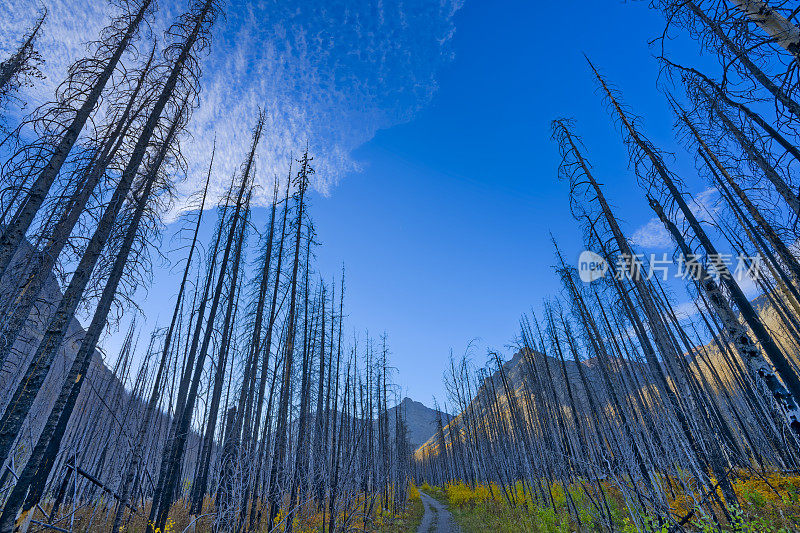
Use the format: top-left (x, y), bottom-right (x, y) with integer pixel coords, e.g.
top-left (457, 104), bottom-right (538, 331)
top-left (376, 492), bottom-right (424, 533)
top-left (419, 478), bottom-right (800, 533)
top-left (421, 490), bottom-right (571, 533)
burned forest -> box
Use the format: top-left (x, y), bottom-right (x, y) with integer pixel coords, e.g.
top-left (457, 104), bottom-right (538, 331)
top-left (1, 0), bottom-right (800, 532)
top-left (0, 1), bottom-right (412, 532)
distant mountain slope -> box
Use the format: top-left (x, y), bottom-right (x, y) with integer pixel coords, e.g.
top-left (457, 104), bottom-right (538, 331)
top-left (0, 240), bottom-right (194, 485)
top-left (388, 397), bottom-right (449, 452)
top-left (415, 347), bottom-right (656, 457)
top-left (414, 291), bottom-right (791, 460)
top-left (0, 241), bottom-right (111, 449)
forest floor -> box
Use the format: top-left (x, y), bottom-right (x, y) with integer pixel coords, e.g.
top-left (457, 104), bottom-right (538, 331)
top-left (417, 472), bottom-right (800, 533)
top-left (383, 495), bottom-right (425, 533)
top-left (30, 494), bottom-right (426, 533)
top-left (417, 491), bottom-right (459, 533)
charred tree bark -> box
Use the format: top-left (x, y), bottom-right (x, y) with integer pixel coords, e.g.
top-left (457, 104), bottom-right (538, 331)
top-left (0, 0), bottom-right (154, 279)
top-left (266, 150), bottom-right (311, 532)
top-left (0, 99), bottom-right (188, 533)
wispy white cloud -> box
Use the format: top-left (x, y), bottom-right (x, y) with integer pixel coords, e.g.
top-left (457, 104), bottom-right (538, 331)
top-left (0, 2), bottom-right (109, 102)
top-left (630, 187), bottom-right (720, 250)
top-left (0, 0), bottom-right (464, 212)
top-left (671, 298), bottom-right (700, 320)
top-left (631, 218), bottom-right (672, 248)
top-left (667, 268), bottom-right (761, 321)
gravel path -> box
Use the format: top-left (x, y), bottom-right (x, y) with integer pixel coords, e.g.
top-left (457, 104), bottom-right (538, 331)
top-left (417, 491), bottom-right (460, 533)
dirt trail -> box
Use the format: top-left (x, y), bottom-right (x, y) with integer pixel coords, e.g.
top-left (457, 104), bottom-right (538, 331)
top-left (417, 491), bottom-right (460, 533)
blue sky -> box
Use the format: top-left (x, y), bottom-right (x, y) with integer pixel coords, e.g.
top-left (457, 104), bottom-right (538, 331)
top-left (1, 0), bottom-right (734, 406)
top-left (309, 0), bottom-right (717, 405)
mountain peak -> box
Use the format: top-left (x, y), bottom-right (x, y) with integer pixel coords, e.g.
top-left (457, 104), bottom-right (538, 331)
top-left (389, 397), bottom-right (447, 452)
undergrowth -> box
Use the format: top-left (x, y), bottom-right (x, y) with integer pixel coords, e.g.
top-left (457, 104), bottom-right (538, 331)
top-left (418, 471), bottom-right (800, 532)
top-left (34, 486), bottom-right (425, 532)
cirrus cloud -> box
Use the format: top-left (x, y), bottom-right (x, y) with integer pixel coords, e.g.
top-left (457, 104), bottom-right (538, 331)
top-left (0, 0), bottom-right (465, 212)
top-left (630, 187), bottom-right (720, 249)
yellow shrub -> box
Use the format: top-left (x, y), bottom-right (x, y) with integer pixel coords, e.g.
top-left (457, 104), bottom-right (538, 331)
top-left (446, 482), bottom-right (493, 508)
top-left (733, 471), bottom-right (800, 512)
top-left (551, 482), bottom-right (566, 508)
top-left (408, 483), bottom-right (421, 502)
top-left (473, 484), bottom-right (490, 503)
top-left (446, 482), bottom-right (476, 507)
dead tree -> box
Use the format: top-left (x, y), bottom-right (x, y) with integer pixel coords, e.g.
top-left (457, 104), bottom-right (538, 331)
top-left (247, 174), bottom-right (291, 531)
top-left (0, 0), bottom-right (155, 280)
top-left (266, 149), bottom-right (312, 533)
top-left (190, 188), bottom-right (251, 515)
top-left (0, 8), bottom-right (46, 107)
top-left (729, 0), bottom-right (800, 61)
top-left (148, 109), bottom-right (255, 533)
top-left (652, 0), bottom-right (800, 119)
top-left (111, 149), bottom-right (213, 533)
top-left (0, 95), bottom-right (190, 533)
top-left (0, 0), bottom-right (219, 478)
top-left (0, 47), bottom-right (156, 370)
top-left (648, 196), bottom-right (800, 435)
